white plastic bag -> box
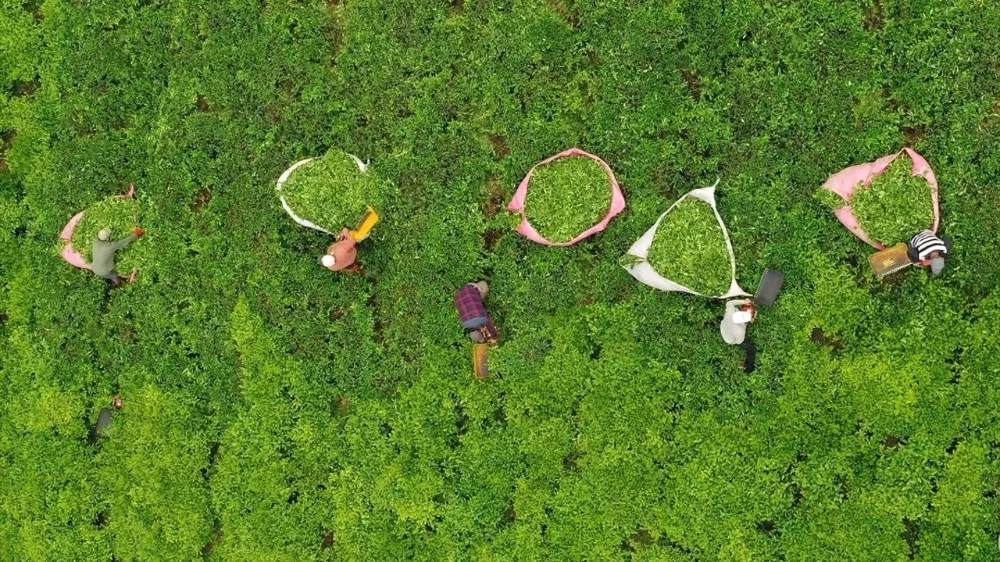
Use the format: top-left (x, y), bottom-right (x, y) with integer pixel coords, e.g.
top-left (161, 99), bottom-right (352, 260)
top-left (275, 153), bottom-right (367, 235)
top-left (622, 182), bottom-right (749, 299)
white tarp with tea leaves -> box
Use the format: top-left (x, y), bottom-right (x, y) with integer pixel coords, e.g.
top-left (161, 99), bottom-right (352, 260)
top-left (275, 154), bottom-right (367, 235)
top-left (622, 183), bottom-right (749, 299)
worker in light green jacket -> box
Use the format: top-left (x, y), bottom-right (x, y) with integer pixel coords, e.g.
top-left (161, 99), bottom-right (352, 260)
top-left (92, 227), bottom-right (143, 286)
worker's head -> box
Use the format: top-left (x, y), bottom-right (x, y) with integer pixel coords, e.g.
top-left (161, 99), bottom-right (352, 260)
top-left (468, 329), bottom-right (486, 343)
top-left (472, 281), bottom-right (489, 298)
top-left (98, 229), bottom-right (111, 241)
top-left (319, 254), bottom-right (336, 268)
top-left (930, 256), bottom-right (945, 275)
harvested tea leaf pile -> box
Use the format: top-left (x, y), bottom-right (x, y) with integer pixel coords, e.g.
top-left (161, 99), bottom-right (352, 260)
top-left (281, 149), bottom-right (386, 231)
top-left (850, 154), bottom-right (934, 245)
top-left (647, 198), bottom-right (731, 296)
top-left (70, 197), bottom-right (140, 266)
top-left (524, 156), bottom-right (611, 243)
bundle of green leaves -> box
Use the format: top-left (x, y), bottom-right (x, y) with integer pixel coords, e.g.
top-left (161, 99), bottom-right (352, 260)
top-left (850, 154), bottom-right (934, 245)
top-left (70, 196), bottom-right (140, 266)
top-left (280, 149), bottom-right (386, 232)
top-left (524, 156), bottom-right (611, 243)
top-left (815, 186), bottom-right (847, 210)
top-left (646, 198), bottom-right (732, 296)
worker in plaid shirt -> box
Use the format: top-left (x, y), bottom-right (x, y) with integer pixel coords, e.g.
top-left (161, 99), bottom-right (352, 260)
top-left (455, 281), bottom-right (498, 343)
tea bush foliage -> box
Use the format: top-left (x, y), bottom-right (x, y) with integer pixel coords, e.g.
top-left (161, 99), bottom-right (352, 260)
top-left (2, 0), bottom-right (1000, 560)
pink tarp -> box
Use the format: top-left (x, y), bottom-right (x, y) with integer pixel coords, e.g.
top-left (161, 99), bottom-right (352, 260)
top-left (820, 148), bottom-right (940, 250)
top-left (507, 148), bottom-right (626, 246)
top-left (59, 184), bottom-right (136, 270)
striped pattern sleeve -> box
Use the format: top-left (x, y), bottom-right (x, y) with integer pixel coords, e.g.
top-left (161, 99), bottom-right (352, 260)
top-left (909, 230), bottom-right (948, 261)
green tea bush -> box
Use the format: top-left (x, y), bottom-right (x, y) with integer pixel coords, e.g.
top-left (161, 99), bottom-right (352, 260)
top-left (95, 384), bottom-right (214, 561)
top-left (280, 148), bottom-right (387, 232)
top-left (850, 154), bottom-right (935, 245)
top-left (523, 155), bottom-right (611, 243)
top-left (647, 198), bottom-right (732, 296)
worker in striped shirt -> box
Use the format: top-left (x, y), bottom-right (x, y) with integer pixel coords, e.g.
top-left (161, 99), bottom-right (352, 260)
top-left (906, 230), bottom-right (952, 275)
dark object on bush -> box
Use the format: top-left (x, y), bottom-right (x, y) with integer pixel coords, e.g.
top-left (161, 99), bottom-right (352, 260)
top-left (91, 408), bottom-right (114, 442)
top-left (754, 269), bottom-right (784, 307)
top-left (742, 339), bottom-right (757, 374)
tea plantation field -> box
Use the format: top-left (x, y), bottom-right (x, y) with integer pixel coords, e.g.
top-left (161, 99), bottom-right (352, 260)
top-left (2, 1), bottom-right (1000, 560)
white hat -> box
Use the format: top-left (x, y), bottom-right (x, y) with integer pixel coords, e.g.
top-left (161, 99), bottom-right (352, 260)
top-left (320, 255), bottom-right (336, 268)
top-left (98, 229), bottom-right (111, 241)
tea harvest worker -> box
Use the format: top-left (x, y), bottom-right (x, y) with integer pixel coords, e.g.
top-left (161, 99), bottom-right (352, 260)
top-left (320, 228), bottom-right (361, 273)
top-left (906, 230), bottom-right (951, 275)
top-left (455, 281), bottom-right (498, 343)
top-left (721, 299), bottom-right (758, 373)
top-left (93, 227), bottom-right (143, 286)
top-left (721, 299), bottom-right (756, 345)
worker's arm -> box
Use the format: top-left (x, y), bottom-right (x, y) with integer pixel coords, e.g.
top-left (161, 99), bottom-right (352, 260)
top-left (337, 228), bottom-right (357, 247)
top-left (724, 300), bottom-right (743, 316)
top-left (111, 233), bottom-right (138, 251)
top-left (482, 318), bottom-right (498, 343)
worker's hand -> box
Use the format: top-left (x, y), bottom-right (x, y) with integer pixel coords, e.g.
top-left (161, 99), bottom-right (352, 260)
top-left (134, 227), bottom-right (145, 238)
top-left (338, 228), bottom-right (351, 241)
top-left (483, 326), bottom-right (498, 344)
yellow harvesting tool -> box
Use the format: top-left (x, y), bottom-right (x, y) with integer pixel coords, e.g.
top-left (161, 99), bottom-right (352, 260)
top-left (473, 343), bottom-right (491, 380)
top-left (349, 206), bottom-right (380, 242)
top-left (868, 243), bottom-right (912, 278)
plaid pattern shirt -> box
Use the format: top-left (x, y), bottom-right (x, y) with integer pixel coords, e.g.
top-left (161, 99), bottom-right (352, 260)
top-left (455, 285), bottom-right (497, 339)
